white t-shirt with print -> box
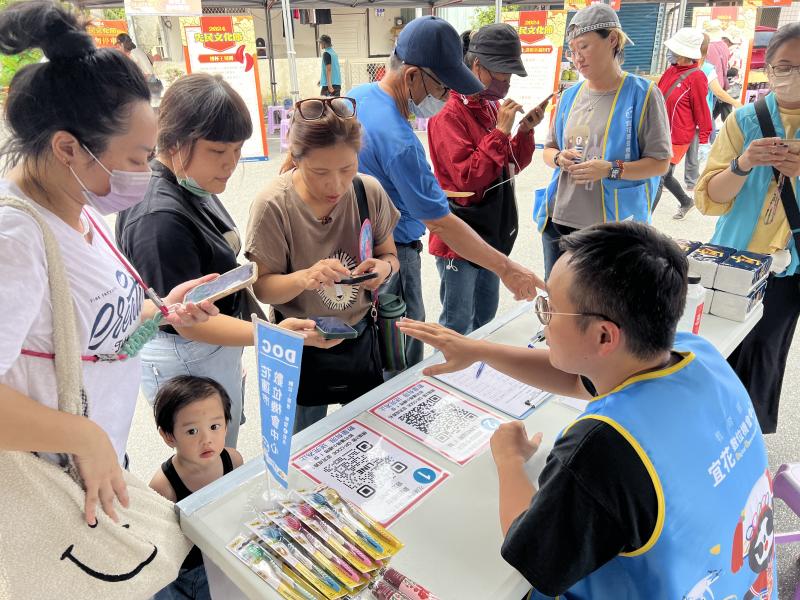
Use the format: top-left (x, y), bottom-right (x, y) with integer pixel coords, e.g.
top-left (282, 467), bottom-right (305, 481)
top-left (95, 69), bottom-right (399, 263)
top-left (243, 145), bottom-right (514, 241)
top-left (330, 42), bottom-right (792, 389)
top-left (0, 181), bottom-right (143, 463)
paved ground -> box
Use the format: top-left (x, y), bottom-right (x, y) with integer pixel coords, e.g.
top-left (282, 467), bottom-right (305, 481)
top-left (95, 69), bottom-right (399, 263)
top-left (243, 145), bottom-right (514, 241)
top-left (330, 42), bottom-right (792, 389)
top-left (123, 134), bottom-right (800, 596)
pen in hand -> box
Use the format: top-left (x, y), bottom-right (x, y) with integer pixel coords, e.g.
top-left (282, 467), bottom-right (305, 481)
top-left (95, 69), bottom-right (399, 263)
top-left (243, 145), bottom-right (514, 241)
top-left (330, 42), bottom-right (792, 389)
top-left (475, 362), bottom-right (486, 379)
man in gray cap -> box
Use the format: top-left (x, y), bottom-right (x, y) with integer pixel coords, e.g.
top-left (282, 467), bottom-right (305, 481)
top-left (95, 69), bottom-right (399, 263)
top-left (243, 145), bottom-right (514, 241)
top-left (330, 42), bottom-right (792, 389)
top-left (427, 23), bottom-right (548, 335)
top-left (349, 16), bottom-right (544, 369)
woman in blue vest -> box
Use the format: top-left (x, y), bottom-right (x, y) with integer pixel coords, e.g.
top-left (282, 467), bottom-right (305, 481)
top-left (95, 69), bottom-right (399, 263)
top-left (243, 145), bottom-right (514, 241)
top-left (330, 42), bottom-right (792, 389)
top-left (535, 4), bottom-right (672, 277)
top-left (695, 22), bottom-right (800, 434)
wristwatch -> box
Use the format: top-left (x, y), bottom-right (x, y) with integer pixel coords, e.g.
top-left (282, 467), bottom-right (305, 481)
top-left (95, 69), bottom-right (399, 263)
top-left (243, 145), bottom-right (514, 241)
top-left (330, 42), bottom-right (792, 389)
top-left (730, 156), bottom-right (752, 177)
top-left (609, 160), bottom-right (624, 181)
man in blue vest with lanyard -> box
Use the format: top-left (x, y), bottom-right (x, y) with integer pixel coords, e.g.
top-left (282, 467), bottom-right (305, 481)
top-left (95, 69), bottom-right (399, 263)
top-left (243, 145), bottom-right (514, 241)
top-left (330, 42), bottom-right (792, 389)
top-left (399, 221), bottom-right (775, 599)
top-left (319, 35), bottom-right (341, 97)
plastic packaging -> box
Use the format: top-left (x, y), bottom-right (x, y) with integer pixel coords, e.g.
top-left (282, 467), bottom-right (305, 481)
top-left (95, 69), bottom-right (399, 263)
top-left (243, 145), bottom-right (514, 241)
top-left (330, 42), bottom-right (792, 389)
top-left (371, 580), bottom-right (411, 600)
top-left (677, 276), bottom-right (705, 334)
top-left (380, 568), bottom-right (440, 600)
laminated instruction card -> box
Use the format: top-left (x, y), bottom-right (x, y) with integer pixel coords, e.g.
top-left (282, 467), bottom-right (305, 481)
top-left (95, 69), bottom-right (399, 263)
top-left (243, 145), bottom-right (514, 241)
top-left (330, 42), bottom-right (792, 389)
top-left (370, 381), bottom-right (506, 465)
top-left (292, 420), bottom-right (449, 526)
top-left (434, 364), bottom-right (550, 419)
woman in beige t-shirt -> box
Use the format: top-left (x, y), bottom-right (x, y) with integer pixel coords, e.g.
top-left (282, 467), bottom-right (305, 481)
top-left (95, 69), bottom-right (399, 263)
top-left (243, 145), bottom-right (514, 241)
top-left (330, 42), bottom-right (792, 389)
top-left (245, 97), bottom-right (400, 432)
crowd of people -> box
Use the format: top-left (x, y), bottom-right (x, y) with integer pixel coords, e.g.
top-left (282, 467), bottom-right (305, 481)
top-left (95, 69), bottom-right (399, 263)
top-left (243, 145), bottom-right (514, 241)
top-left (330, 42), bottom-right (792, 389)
top-left (1, 0), bottom-right (799, 598)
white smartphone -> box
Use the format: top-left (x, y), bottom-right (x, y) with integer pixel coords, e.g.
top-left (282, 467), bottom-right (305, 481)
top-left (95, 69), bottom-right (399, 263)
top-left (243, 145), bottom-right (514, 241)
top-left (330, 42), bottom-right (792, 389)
top-left (183, 263), bottom-right (258, 305)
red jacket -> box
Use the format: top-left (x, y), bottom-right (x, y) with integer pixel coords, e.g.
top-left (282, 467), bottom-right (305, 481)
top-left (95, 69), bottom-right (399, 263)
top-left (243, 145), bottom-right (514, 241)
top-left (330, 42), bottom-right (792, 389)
top-left (427, 90), bottom-right (534, 260)
top-left (657, 63), bottom-right (713, 146)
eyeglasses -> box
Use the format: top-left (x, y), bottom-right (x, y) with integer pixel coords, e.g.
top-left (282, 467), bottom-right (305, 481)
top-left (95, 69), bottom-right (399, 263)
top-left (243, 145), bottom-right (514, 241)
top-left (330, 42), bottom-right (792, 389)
top-left (419, 69), bottom-right (450, 101)
top-left (295, 97), bottom-right (357, 121)
top-left (533, 295), bottom-right (619, 327)
top-left (768, 64), bottom-right (800, 77)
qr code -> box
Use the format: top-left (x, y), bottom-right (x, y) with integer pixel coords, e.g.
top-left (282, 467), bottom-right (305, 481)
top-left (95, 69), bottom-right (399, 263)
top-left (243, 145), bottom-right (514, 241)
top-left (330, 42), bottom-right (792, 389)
top-left (326, 453), bottom-right (403, 493)
top-left (398, 394), bottom-right (477, 439)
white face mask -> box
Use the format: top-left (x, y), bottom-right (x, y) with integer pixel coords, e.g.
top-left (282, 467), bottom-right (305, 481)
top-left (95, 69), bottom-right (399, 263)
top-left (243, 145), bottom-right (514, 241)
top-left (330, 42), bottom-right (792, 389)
top-left (69, 146), bottom-right (152, 216)
top-left (407, 94), bottom-right (446, 119)
top-left (769, 71), bottom-right (800, 105)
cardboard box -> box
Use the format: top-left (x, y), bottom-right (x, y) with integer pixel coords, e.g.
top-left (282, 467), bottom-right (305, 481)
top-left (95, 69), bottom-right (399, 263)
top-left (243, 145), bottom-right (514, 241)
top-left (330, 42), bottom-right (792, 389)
top-left (675, 239), bottom-right (702, 256)
top-left (703, 288), bottom-right (714, 314)
top-left (709, 278), bottom-right (768, 322)
top-left (714, 251), bottom-right (772, 295)
top-left (687, 244), bottom-right (736, 289)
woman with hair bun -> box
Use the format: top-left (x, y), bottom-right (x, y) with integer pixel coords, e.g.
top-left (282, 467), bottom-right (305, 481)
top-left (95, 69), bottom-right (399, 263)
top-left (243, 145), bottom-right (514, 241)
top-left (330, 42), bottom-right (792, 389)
top-left (0, 0), bottom-right (216, 525)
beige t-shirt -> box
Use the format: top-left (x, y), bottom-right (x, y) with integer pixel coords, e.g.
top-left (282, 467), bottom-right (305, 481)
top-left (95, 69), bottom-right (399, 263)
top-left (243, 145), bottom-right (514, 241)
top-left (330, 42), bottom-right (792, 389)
top-left (245, 171), bottom-right (400, 326)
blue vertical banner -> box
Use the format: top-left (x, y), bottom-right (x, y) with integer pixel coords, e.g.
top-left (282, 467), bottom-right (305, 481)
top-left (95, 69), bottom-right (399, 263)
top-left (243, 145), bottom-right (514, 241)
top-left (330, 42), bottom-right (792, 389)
top-left (254, 318), bottom-right (304, 488)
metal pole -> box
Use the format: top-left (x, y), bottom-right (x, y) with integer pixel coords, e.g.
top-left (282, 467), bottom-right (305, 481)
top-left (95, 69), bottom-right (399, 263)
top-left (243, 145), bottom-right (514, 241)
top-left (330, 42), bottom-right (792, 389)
top-left (280, 0), bottom-right (301, 103)
top-left (264, 5), bottom-right (278, 106)
top-left (677, 0), bottom-right (688, 31)
top-left (495, 0), bottom-right (502, 24)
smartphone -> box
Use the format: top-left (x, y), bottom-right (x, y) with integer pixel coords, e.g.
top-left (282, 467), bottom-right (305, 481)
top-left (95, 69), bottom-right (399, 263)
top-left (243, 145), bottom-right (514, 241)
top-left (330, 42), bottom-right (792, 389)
top-left (537, 92), bottom-right (555, 109)
top-left (183, 262), bottom-right (258, 305)
top-left (313, 316), bottom-right (358, 340)
top-left (337, 272), bottom-right (379, 285)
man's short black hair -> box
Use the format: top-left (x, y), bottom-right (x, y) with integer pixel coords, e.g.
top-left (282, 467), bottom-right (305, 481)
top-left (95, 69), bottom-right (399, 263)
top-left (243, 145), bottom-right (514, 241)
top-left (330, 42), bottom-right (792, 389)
top-left (154, 375), bottom-right (232, 435)
top-left (559, 221), bottom-right (688, 359)
top-left (319, 34), bottom-right (332, 46)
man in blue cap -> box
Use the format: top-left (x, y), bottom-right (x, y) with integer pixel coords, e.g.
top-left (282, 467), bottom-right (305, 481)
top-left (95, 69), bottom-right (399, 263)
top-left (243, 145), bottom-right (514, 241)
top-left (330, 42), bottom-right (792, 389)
top-left (349, 16), bottom-right (544, 369)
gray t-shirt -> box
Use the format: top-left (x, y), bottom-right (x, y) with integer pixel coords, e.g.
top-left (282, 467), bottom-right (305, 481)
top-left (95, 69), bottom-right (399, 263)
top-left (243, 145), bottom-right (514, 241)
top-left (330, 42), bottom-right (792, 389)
top-left (545, 84), bottom-right (671, 229)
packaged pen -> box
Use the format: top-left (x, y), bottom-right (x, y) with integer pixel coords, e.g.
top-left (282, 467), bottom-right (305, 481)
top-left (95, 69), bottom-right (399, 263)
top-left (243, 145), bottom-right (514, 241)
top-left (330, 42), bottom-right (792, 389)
top-left (281, 499), bottom-right (380, 574)
top-left (380, 567), bottom-right (440, 600)
top-left (247, 517), bottom-right (349, 599)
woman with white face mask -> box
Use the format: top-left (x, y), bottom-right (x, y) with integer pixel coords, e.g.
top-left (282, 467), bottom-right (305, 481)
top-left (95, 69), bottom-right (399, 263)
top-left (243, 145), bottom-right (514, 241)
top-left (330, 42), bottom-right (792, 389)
top-left (0, 1), bottom-right (217, 526)
top-left (427, 24), bottom-right (545, 335)
top-left (695, 22), bottom-right (800, 435)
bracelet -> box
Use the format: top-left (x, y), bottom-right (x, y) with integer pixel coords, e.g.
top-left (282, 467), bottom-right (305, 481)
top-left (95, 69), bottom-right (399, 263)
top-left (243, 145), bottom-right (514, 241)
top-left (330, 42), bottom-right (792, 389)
top-left (553, 151), bottom-right (562, 168)
top-left (386, 259), bottom-right (394, 279)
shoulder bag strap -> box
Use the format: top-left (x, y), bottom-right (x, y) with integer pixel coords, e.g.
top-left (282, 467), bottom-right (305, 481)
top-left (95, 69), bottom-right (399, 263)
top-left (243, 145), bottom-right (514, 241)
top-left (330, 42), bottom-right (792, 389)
top-left (0, 196), bottom-right (85, 417)
top-left (664, 67), bottom-right (700, 101)
top-left (754, 98), bottom-right (800, 252)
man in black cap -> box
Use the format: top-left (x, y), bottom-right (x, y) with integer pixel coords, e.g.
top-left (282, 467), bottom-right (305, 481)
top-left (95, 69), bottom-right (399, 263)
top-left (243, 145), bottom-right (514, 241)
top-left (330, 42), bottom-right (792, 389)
top-left (428, 23), bottom-right (548, 335)
top-left (318, 34), bottom-right (341, 97)
top-left (349, 16), bottom-right (544, 369)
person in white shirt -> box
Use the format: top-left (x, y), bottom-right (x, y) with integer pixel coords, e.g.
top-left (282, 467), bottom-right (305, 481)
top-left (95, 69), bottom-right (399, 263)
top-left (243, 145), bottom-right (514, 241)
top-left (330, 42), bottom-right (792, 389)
top-left (0, 1), bottom-right (217, 526)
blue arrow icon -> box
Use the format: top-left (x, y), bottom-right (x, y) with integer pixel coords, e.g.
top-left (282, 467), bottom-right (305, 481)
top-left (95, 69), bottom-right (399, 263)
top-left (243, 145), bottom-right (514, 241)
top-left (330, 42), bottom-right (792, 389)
top-left (413, 467), bottom-right (436, 484)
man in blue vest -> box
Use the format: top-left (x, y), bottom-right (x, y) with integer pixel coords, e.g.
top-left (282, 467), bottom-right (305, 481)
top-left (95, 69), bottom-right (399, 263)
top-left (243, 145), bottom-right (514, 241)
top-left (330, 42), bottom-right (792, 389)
top-left (318, 35), bottom-right (341, 97)
top-left (398, 221), bottom-right (775, 599)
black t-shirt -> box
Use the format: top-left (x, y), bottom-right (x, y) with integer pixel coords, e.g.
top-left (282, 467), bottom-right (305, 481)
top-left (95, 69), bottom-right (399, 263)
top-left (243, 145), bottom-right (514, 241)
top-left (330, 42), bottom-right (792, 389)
top-left (115, 160), bottom-right (244, 334)
top-left (500, 379), bottom-right (658, 597)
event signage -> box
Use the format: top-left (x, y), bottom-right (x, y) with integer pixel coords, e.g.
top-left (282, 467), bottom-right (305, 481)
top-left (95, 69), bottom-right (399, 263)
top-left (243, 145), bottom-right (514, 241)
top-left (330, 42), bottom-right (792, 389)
top-left (181, 15), bottom-right (269, 161)
top-left (254, 318), bottom-right (304, 489)
top-left (86, 20), bottom-right (128, 48)
top-left (124, 0), bottom-right (201, 16)
top-left (503, 10), bottom-right (568, 144)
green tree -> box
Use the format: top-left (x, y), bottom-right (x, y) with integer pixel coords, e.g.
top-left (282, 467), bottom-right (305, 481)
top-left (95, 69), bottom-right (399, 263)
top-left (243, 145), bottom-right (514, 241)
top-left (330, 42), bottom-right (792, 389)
top-left (471, 5), bottom-right (519, 30)
top-left (0, 0), bottom-right (42, 91)
top-left (103, 8), bottom-right (126, 19)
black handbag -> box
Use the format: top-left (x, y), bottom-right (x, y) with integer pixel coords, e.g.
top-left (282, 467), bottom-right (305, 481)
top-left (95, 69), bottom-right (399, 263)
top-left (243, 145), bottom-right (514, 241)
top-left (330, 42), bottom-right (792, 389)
top-left (448, 166), bottom-right (518, 267)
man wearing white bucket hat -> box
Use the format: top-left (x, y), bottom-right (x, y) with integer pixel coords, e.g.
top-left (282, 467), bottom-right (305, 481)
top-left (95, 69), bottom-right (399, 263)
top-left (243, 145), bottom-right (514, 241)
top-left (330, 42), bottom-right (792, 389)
top-left (654, 27), bottom-right (713, 219)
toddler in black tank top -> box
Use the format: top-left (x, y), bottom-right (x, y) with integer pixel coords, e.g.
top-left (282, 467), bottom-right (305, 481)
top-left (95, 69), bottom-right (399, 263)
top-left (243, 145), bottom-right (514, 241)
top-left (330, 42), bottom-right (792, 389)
top-left (148, 376), bottom-right (243, 600)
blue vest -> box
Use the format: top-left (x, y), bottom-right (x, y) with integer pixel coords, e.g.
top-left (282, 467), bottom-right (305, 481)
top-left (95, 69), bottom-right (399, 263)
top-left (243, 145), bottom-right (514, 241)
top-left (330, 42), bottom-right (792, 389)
top-left (533, 73), bottom-right (661, 232)
top-left (320, 47), bottom-right (341, 87)
top-left (530, 333), bottom-right (776, 600)
top-left (709, 92), bottom-right (800, 277)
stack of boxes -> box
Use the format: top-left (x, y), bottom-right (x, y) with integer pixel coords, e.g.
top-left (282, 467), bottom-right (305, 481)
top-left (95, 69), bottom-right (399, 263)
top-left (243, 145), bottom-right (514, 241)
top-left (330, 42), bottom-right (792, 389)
top-left (675, 241), bottom-right (771, 322)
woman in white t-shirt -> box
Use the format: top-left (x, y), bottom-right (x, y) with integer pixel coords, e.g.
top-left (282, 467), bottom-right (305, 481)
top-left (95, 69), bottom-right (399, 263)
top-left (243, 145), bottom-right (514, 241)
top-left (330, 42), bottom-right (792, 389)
top-left (0, 2), bottom-right (217, 525)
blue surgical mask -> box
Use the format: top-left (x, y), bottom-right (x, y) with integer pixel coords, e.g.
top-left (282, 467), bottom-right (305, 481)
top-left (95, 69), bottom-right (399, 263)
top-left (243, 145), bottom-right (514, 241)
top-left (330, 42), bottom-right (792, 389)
top-left (407, 94), bottom-right (446, 119)
top-left (666, 50), bottom-right (678, 65)
top-left (176, 146), bottom-right (211, 198)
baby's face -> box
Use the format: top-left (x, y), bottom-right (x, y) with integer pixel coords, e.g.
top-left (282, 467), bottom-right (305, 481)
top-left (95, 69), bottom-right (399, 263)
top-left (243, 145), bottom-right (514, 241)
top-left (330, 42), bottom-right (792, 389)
top-left (171, 393), bottom-right (228, 463)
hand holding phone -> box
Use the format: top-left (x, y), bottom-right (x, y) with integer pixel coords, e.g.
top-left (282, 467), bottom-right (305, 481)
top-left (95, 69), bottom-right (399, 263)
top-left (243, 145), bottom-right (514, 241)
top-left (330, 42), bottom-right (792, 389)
top-left (312, 316), bottom-right (358, 340)
top-left (336, 272), bottom-right (379, 285)
top-left (183, 263), bottom-right (257, 305)
top-left (521, 94), bottom-right (554, 131)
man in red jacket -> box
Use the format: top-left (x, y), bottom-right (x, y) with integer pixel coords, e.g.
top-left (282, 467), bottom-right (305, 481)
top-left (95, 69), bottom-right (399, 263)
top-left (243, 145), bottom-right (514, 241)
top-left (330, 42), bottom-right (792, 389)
top-left (655, 27), bottom-right (713, 220)
top-left (428, 24), bottom-right (545, 334)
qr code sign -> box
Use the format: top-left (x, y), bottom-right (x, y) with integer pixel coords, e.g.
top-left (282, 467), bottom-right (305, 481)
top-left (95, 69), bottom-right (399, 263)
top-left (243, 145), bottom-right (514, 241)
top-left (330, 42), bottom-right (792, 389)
top-left (324, 451), bottom-right (398, 494)
top-left (397, 393), bottom-right (477, 438)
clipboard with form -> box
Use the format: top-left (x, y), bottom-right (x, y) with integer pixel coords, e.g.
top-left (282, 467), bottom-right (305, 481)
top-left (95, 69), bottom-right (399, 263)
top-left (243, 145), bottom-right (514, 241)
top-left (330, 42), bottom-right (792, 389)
top-left (434, 363), bottom-right (550, 419)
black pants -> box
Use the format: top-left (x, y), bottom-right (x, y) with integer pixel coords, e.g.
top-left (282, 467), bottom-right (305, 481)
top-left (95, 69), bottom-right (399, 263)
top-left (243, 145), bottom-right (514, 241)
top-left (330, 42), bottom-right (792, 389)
top-left (727, 273), bottom-right (800, 433)
top-left (653, 163), bottom-right (692, 212)
top-left (714, 100), bottom-right (733, 123)
top-left (320, 85), bottom-right (341, 97)
top-left (541, 220), bottom-right (578, 280)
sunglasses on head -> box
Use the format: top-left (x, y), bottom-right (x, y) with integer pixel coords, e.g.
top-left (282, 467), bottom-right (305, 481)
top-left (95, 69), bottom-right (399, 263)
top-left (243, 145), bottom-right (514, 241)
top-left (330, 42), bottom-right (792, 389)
top-left (294, 97), bottom-right (357, 121)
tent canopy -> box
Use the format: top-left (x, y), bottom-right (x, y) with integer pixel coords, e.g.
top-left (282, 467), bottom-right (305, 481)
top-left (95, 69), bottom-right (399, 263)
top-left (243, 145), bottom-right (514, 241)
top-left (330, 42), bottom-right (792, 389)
top-left (73, 0), bottom-right (515, 8)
